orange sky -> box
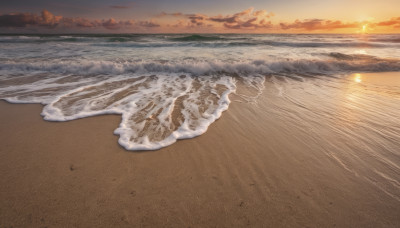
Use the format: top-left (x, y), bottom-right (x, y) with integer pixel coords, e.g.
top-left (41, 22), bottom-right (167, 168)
top-left (0, 0), bottom-right (399, 33)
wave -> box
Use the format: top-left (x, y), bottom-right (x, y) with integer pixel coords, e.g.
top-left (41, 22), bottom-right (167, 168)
top-left (169, 34), bottom-right (225, 41)
top-left (369, 38), bottom-right (400, 43)
top-left (107, 37), bottom-right (130, 42)
top-left (1, 56), bottom-right (400, 76)
top-left (325, 52), bottom-right (379, 61)
top-left (0, 34), bottom-right (398, 49)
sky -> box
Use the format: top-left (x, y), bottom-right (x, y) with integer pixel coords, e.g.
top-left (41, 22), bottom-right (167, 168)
top-left (0, 0), bottom-right (399, 33)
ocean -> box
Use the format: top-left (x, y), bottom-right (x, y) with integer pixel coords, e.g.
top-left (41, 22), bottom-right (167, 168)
top-left (0, 34), bottom-right (399, 150)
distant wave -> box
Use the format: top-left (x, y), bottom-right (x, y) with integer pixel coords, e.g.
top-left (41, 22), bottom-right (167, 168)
top-left (258, 41), bottom-right (391, 48)
top-left (1, 34), bottom-right (399, 49)
top-left (325, 52), bottom-right (380, 61)
top-left (369, 38), bottom-right (400, 43)
top-left (107, 37), bottom-right (130, 42)
top-left (169, 34), bottom-right (226, 41)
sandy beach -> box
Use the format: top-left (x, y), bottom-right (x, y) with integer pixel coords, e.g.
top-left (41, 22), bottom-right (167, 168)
top-left (1, 72), bottom-right (399, 227)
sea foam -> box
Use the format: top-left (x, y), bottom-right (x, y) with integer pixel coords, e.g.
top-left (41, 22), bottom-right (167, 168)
top-left (1, 73), bottom-right (249, 150)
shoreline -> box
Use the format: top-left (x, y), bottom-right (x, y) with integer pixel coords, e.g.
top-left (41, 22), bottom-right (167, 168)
top-left (1, 73), bottom-right (400, 227)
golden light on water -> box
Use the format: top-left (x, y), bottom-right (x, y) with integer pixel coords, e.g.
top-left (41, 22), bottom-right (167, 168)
top-left (354, 73), bottom-right (362, 83)
top-left (356, 49), bottom-right (367, 55)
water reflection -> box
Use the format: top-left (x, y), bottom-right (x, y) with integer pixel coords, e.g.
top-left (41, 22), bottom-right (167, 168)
top-left (354, 73), bottom-right (362, 83)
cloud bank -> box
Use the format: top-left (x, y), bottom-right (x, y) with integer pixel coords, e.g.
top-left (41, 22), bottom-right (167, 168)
top-left (0, 10), bottom-right (159, 31)
top-left (0, 8), bottom-right (398, 33)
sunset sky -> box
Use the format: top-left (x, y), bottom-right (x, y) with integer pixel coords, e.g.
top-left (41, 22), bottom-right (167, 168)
top-left (0, 0), bottom-right (399, 33)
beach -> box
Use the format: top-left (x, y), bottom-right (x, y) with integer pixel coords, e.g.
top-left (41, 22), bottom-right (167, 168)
top-left (1, 72), bottom-right (399, 227)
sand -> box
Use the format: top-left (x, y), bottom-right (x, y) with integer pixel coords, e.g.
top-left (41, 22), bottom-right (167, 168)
top-left (1, 73), bottom-right (400, 227)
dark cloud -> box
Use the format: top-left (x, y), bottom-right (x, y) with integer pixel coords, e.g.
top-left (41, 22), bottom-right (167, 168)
top-left (0, 13), bottom-right (38, 27)
top-left (160, 8), bottom-right (274, 30)
top-left (209, 8), bottom-right (254, 24)
top-left (186, 14), bottom-right (208, 25)
top-left (0, 9), bottom-right (138, 30)
top-left (0, 10), bottom-right (62, 28)
top-left (208, 8), bottom-right (274, 29)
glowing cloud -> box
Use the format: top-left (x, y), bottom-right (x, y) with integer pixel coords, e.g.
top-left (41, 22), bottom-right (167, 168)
top-left (0, 8), bottom-right (399, 33)
top-left (280, 19), bottom-right (360, 31)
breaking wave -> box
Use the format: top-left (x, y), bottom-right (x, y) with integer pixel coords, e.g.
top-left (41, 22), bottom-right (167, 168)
top-left (1, 56), bottom-right (400, 76)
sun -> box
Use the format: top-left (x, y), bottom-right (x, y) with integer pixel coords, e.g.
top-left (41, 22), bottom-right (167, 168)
top-left (362, 24), bottom-right (367, 33)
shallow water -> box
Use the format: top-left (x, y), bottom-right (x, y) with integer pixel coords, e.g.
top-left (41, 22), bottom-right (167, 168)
top-left (0, 34), bottom-right (399, 150)
top-left (253, 72), bottom-right (400, 202)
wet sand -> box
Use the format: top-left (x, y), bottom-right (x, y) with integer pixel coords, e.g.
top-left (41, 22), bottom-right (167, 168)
top-left (1, 73), bottom-right (400, 227)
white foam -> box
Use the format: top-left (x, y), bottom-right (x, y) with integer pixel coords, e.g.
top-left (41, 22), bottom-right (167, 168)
top-left (1, 73), bottom-right (242, 150)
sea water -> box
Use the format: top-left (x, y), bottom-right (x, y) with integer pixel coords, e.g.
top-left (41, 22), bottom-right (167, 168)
top-left (0, 34), bottom-right (399, 150)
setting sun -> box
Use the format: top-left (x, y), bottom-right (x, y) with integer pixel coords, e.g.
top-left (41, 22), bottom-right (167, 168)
top-left (362, 24), bottom-right (367, 33)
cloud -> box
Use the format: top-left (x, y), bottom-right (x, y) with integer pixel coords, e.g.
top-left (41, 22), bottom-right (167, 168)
top-left (208, 8), bottom-right (274, 29)
top-left (62, 17), bottom-right (101, 28)
top-left (280, 19), bottom-right (359, 31)
top-left (158, 8), bottom-right (274, 30)
top-left (0, 13), bottom-right (38, 27)
top-left (41, 10), bottom-right (63, 27)
top-left (186, 14), bottom-right (208, 26)
top-left (102, 18), bottom-right (121, 29)
top-left (209, 8), bottom-right (254, 24)
top-left (0, 8), bottom-right (398, 33)
top-left (376, 17), bottom-right (400, 27)
top-left (138, 21), bottom-right (160, 27)
top-left (159, 8), bottom-right (399, 32)
top-left (0, 10), bottom-right (62, 28)
top-left (0, 9), bottom-right (138, 30)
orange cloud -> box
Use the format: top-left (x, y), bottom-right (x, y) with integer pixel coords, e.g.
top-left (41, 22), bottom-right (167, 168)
top-left (62, 17), bottom-right (101, 28)
top-left (280, 19), bottom-right (360, 31)
top-left (376, 17), bottom-right (400, 28)
top-left (159, 8), bottom-right (274, 30)
top-left (99, 18), bottom-right (135, 30)
top-left (0, 8), bottom-right (399, 33)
